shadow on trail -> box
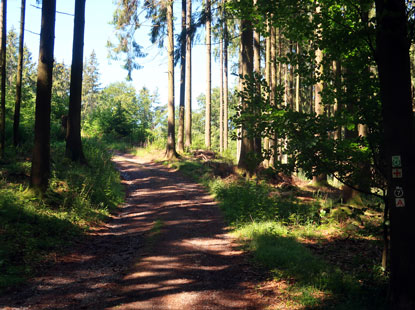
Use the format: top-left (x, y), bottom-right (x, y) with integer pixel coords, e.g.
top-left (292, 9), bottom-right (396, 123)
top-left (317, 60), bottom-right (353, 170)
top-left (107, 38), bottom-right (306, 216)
top-left (0, 154), bottom-right (263, 310)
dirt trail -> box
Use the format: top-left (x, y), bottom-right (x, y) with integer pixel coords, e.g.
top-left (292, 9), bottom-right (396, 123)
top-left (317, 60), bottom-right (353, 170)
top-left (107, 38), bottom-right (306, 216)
top-left (0, 152), bottom-right (264, 310)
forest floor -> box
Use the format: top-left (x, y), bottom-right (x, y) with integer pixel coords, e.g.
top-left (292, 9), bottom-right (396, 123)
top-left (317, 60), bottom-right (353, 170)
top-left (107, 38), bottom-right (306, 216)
top-left (0, 151), bottom-right (270, 310)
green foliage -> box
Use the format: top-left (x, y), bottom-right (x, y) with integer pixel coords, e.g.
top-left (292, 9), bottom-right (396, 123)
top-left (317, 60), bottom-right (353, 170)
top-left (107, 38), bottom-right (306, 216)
top-left (170, 155), bottom-right (387, 309)
top-left (232, 71), bottom-right (384, 196)
top-left (0, 139), bottom-right (123, 292)
top-left (82, 50), bottom-right (101, 114)
top-left (108, 0), bottom-right (146, 80)
top-left (194, 86), bottom-right (238, 153)
top-left (83, 82), bottom-right (157, 145)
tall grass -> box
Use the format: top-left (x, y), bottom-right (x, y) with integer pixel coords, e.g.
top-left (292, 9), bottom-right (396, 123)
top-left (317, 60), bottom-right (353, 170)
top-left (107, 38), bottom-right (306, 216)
top-left (0, 138), bottom-right (124, 292)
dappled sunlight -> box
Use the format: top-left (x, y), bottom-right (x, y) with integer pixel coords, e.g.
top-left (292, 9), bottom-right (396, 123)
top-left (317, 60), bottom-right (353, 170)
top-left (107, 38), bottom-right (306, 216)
top-left (0, 154), bottom-right (263, 310)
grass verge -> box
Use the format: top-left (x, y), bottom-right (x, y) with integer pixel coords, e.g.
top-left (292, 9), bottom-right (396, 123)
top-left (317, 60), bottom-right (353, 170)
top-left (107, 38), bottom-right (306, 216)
top-left (0, 138), bottom-right (124, 293)
top-left (167, 156), bottom-right (388, 310)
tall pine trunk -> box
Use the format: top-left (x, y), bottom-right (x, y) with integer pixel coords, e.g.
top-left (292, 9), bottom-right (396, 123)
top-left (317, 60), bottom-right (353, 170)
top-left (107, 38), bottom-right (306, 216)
top-left (13, 0), bottom-right (25, 147)
top-left (0, 0), bottom-right (6, 159)
top-left (219, 33), bottom-right (224, 153)
top-left (237, 18), bottom-right (254, 175)
top-left (253, 10), bottom-right (261, 158)
top-left (204, 0), bottom-right (211, 149)
top-left (30, 0), bottom-right (56, 193)
top-left (375, 0), bottom-right (415, 308)
top-left (66, 0), bottom-right (86, 163)
top-left (263, 22), bottom-right (271, 168)
top-left (177, 0), bottom-right (186, 153)
top-left (166, 0), bottom-right (178, 159)
top-left (223, 3), bottom-right (228, 151)
top-left (312, 6), bottom-right (327, 185)
top-left (184, 0), bottom-right (192, 149)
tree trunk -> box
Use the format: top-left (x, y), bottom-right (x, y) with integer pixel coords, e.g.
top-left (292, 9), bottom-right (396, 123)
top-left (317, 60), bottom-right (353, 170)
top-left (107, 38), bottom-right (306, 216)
top-left (30, 0), bottom-right (56, 193)
top-left (295, 42), bottom-right (300, 112)
top-left (253, 10), bottom-right (261, 158)
top-left (204, 0), bottom-right (211, 149)
top-left (0, 0), bottom-right (6, 159)
top-left (219, 32), bottom-right (224, 153)
top-left (375, 1), bottom-right (415, 308)
top-left (312, 13), bottom-right (327, 185)
top-left (184, 0), bottom-right (192, 149)
top-left (165, 0), bottom-right (178, 159)
top-left (263, 22), bottom-right (271, 168)
top-left (269, 25), bottom-right (276, 166)
top-left (66, 0), bottom-right (86, 163)
top-left (177, 0), bottom-right (186, 153)
top-left (237, 18), bottom-right (254, 175)
top-left (333, 59), bottom-right (341, 140)
top-left (13, 0), bottom-right (25, 147)
top-left (223, 4), bottom-right (228, 151)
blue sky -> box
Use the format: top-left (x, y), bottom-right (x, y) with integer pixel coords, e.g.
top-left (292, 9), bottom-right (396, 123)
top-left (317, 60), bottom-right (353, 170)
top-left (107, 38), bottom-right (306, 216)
top-left (6, 0), bottom-right (235, 108)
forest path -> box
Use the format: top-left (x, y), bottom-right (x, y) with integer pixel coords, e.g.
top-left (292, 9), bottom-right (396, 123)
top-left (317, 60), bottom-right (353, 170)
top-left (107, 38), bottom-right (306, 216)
top-left (0, 152), bottom-right (264, 310)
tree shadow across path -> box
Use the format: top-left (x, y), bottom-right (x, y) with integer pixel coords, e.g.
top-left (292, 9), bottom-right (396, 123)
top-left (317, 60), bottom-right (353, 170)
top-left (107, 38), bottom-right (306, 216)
top-left (0, 152), bottom-right (264, 310)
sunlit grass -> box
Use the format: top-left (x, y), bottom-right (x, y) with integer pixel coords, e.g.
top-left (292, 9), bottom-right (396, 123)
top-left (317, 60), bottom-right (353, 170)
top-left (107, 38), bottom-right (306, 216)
top-left (167, 155), bottom-right (387, 310)
top-left (0, 138), bottom-right (124, 293)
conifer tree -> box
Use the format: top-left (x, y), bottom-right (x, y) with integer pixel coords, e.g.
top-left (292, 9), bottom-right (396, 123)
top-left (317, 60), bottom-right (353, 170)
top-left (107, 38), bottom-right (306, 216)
top-left (66, 0), bottom-right (86, 163)
top-left (0, 0), bottom-right (6, 159)
top-left (31, 0), bottom-right (56, 193)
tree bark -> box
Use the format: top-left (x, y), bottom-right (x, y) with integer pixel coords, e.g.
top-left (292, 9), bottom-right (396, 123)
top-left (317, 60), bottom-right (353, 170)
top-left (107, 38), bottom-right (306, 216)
top-left (66, 0), bottom-right (86, 163)
top-left (166, 0), bottom-right (178, 159)
top-left (295, 42), bottom-right (300, 112)
top-left (184, 0), bottom-right (192, 149)
top-left (223, 3), bottom-right (228, 151)
top-left (253, 8), bottom-right (261, 158)
top-left (177, 0), bottom-right (186, 153)
top-left (219, 32), bottom-right (224, 153)
top-left (0, 0), bottom-right (6, 159)
top-left (263, 22), bottom-right (271, 168)
top-left (30, 0), bottom-right (56, 193)
top-left (204, 0), bottom-right (211, 149)
top-left (13, 0), bottom-right (25, 147)
top-left (312, 8), bottom-right (327, 185)
top-left (375, 1), bottom-right (415, 308)
top-left (237, 18), bottom-right (254, 175)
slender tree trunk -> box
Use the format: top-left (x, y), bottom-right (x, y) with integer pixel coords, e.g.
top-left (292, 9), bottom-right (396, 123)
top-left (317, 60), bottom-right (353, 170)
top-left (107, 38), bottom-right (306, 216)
top-left (30, 0), bottom-right (56, 193)
top-left (177, 0), bottom-right (186, 153)
top-left (375, 1), bottom-right (415, 308)
top-left (253, 10), bottom-right (261, 158)
top-left (13, 0), bottom-right (25, 147)
top-left (295, 42), bottom-right (300, 112)
top-left (263, 22), bottom-right (271, 168)
top-left (312, 7), bottom-right (327, 185)
top-left (333, 59), bottom-right (341, 140)
top-left (237, 18), bottom-right (254, 175)
top-left (0, 0), bottom-right (6, 159)
top-left (295, 42), bottom-right (301, 112)
top-left (223, 4), bottom-right (228, 151)
top-left (66, 0), bottom-right (86, 163)
top-left (219, 33), bottom-right (224, 153)
top-left (166, 0), bottom-right (178, 159)
top-left (312, 45), bottom-right (327, 184)
top-left (204, 0), bottom-right (211, 149)
top-left (269, 25), bottom-right (277, 166)
top-left (184, 0), bottom-right (192, 149)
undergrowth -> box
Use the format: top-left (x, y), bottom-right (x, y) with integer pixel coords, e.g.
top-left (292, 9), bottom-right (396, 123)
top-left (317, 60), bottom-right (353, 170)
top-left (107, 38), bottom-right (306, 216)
top-left (0, 138), bottom-right (123, 293)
